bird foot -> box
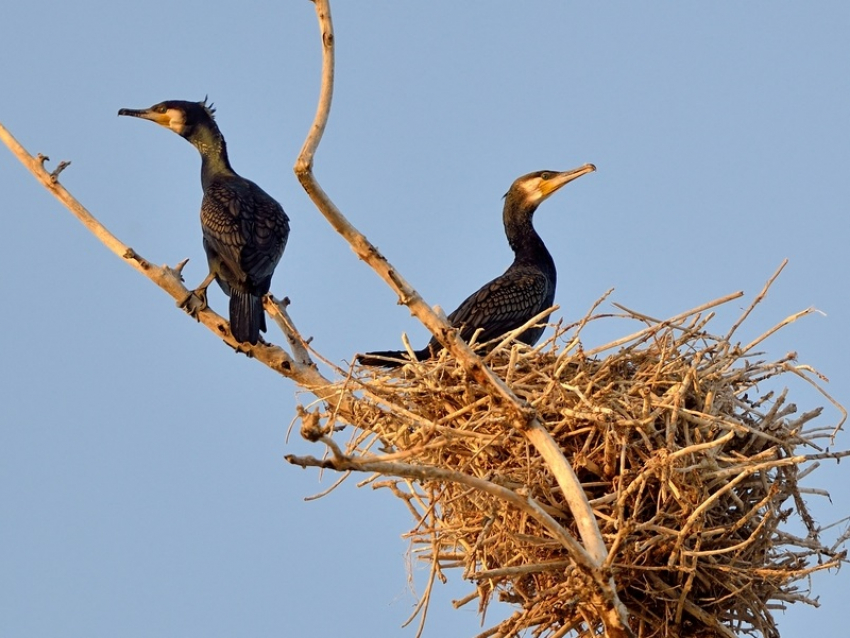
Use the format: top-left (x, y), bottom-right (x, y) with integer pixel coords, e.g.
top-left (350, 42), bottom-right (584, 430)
top-left (178, 288), bottom-right (209, 319)
top-left (232, 340), bottom-right (257, 357)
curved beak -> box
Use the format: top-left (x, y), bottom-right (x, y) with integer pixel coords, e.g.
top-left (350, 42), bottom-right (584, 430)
top-left (540, 163), bottom-right (596, 199)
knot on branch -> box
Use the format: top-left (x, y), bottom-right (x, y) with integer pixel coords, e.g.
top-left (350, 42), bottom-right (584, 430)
top-left (298, 406), bottom-right (326, 442)
top-left (50, 160), bottom-right (71, 182)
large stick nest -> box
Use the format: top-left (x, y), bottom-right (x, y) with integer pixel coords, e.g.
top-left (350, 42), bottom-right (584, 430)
top-left (303, 291), bottom-right (847, 638)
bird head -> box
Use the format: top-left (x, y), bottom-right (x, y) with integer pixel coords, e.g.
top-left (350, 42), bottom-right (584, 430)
top-left (508, 164), bottom-right (596, 207)
top-left (118, 97), bottom-right (216, 139)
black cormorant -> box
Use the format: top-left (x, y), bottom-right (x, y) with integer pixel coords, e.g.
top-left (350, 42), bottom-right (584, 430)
top-left (119, 99), bottom-right (290, 345)
top-left (358, 165), bottom-right (595, 367)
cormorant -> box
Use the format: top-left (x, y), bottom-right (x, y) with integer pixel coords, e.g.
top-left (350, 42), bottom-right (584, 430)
top-left (119, 99), bottom-right (290, 345)
top-left (358, 164), bottom-right (595, 367)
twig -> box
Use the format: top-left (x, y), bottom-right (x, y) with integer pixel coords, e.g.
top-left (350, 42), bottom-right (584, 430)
top-left (725, 259), bottom-right (787, 343)
top-left (583, 291), bottom-right (744, 358)
top-left (265, 295), bottom-right (314, 366)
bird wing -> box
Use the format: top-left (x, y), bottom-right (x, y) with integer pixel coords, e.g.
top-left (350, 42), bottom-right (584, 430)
top-left (237, 181), bottom-right (290, 291)
top-left (201, 177), bottom-right (289, 295)
top-left (446, 269), bottom-right (551, 345)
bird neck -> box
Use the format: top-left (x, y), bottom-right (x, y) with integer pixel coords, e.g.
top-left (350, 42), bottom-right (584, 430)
top-left (503, 197), bottom-right (555, 273)
top-left (186, 122), bottom-right (236, 188)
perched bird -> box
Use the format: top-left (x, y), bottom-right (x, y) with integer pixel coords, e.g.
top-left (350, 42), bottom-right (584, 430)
top-left (358, 165), bottom-right (595, 367)
top-left (118, 98), bottom-right (290, 345)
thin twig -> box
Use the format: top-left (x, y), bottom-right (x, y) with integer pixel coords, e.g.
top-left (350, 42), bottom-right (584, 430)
top-left (725, 259), bottom-right (788, 343)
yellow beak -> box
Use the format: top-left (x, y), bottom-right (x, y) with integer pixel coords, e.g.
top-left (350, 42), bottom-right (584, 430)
top-left (540, 163), bottom-right (596, 199)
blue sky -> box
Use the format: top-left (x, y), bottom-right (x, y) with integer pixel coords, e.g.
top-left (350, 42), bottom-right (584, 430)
top-left (2, 3), bottom-right (848, 637)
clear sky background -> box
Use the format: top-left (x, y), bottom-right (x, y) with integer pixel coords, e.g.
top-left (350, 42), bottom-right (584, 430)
top-left (2, 3), bottom-right (848, 637)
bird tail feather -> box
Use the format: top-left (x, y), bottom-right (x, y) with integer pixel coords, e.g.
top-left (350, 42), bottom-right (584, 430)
top-left (357, 347), bottom-right (431, 368)
top-left (230, 291), bottom-right (264, 345)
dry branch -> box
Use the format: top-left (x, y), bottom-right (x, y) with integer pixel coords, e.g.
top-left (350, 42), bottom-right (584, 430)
top-left (290, 4), bottom-right (629, 633)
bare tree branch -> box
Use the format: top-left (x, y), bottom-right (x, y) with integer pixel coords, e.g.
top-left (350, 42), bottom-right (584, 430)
top-left (291, 1), bottom-right (632, 634)
top-left (0, 120), bottom-right (359, 419)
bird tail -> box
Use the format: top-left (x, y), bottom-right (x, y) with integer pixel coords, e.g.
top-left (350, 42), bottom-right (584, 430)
top-left (357, 347), bottom-right (432, 368)
top-left (230, 290), bottom-right (265, 345)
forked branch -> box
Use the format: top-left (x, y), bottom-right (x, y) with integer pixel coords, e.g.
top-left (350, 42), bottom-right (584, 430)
top-left (292, 1), bottom-right (630, 635)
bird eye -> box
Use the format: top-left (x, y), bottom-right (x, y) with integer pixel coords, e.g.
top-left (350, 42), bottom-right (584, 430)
top-left (155, 105), bottom-right (167, 114)
top-left (540, 172), bottom-right (551, 180)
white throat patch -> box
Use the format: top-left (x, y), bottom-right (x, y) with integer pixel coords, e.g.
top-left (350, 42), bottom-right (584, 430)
top-left (517, 177), bottom-right (544, 204)
top-left (165, 108), bottom-right (187, 135)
